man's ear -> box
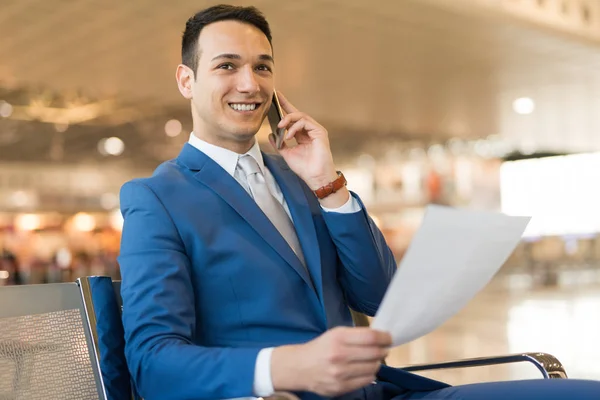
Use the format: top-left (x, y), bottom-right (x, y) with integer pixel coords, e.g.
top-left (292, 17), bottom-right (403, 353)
top-left (176, 64), bottom-right (194, 99)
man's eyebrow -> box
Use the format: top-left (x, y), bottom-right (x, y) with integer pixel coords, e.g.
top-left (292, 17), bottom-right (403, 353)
top-left (211, 53), bottom-right (242, 62)
top-left (258, 54), bottom-right (274, 63)
top-left (210, 53), bottom-right (274, 63)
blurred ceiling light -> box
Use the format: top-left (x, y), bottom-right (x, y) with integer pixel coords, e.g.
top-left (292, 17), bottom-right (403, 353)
top-left (15, 214), bottom-right (42, 231)
top-left (98, 137), bottom-right (125, 156)
top-left (409, 148), bottom-right (426, 159)
top-left (486, 135), bottom-right (511, 157)
top-left (100, 193), bottom-right (119, 210)
top-left (165, 119), bottom-right (182, 137)
top-left (513, 97), bottom-right (535, 115)
top-left (0, 271), bottom-right (9, 280)
top-left (474, 140), bottom-right (493, 158)
top-left (55, 248), bottom-right (72, 269)
top-left (0, 101), bottom-right (13, 118)
top-left (10, 191), bottom-right (32, 208)
top-left (109, 209), bottom-right (124, 231)
top-left (519, 140), bottom-right (537, 155)
top-left (427, 144), bottom-right (445, 159)
top-left (25, 99), bottom-right (114, 124)
top-left (447, 138), bottom-right (465, 155)
top-left (54, 123), bottom-right (69, 132)
top-left (73, 212), bottom-right (96, 232)
top-left (356, 154), bottom-right (376, 169)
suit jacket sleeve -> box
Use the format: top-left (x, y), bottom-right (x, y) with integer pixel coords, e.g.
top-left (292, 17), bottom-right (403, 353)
top-left (320, 191), bottom-right (397, 317)
top-left (118, 180), bottom-right (260, 400)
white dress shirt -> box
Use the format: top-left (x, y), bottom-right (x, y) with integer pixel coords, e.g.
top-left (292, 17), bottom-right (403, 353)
top-left (187, 133), bottom-right (361, 397)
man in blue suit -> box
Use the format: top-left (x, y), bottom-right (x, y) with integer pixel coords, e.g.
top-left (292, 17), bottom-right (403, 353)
top-left (119, 4), bottom-right (600, 400)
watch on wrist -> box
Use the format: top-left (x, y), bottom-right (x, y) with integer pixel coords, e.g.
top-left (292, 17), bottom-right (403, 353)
top-left (313, 171), bottom-right (347, 199)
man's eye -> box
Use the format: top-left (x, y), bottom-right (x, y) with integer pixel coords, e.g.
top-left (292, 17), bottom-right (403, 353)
top-left (256, 65), bottom-right (272, 72)
top-left (218, 63), bottom-right (234, 70)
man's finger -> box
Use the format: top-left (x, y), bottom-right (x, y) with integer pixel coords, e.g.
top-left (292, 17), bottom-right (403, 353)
top-left (344, 347), bottom-right (389, 363)
top-left (277, 111), bottom-right (303, 129)
top-left (342, 329), bottom-right (392, 347)
top-left (284, 119), bottom-right (308, 141)
top-left (343, 361), bottom-right (382, 379)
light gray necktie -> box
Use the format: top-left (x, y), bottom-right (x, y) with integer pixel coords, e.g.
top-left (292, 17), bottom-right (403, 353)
top-left (236, 155), bottom-right (307, 268)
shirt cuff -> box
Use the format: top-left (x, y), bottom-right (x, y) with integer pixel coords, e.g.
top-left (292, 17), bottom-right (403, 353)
top-left (320, 194), bottom-right (362, 214)
top-left (253, 347), bottom-right (275, 397)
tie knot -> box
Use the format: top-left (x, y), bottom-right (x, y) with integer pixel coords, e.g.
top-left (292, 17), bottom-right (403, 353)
top-left (237, 155), bottom-right (262, 177)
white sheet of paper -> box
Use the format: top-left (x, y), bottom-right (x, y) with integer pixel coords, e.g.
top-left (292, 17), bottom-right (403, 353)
top-left (371, 205), bottom-right (530, 346)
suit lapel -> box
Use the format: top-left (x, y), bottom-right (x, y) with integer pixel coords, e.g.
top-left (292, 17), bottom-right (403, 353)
top-left (176, 144), bottom-right (316, 292)
top-left (263, 154), bottom-right (325, 307)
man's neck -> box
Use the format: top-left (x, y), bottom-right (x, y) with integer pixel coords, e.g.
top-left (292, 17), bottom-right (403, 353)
top-left (191, 131), bottom-right (255, 155)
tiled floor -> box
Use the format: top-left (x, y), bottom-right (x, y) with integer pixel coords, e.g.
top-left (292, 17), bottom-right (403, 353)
top-left (385, 271), bottom-right (600, 385)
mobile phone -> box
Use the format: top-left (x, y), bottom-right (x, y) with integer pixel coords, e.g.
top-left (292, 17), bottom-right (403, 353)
top-left (267, 91), bottom-right (286, 149)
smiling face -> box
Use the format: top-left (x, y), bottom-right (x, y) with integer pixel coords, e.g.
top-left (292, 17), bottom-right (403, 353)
top-left (176, 20), bottom-right (275, 153)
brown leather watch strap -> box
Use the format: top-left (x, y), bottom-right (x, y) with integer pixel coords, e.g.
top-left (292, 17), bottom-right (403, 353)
top-left (314, 171), bottom-right (347, 199)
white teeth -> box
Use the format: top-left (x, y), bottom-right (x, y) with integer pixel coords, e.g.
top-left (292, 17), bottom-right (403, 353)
top-left (230, 103), bottom-right (256, 111)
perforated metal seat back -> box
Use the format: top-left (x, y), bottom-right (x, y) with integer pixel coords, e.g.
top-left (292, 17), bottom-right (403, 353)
top-left (0, 283), bottom-right (104, 399)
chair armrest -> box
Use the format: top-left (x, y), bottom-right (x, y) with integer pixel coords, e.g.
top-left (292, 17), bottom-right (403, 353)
top-left (348, 311), bottom-right (568, 380)
top-left (400, 352), bottom-right (567, 379)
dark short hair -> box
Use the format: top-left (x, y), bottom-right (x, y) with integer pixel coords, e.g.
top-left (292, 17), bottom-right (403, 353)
top-left (181, 4), bottom-right (273, 75)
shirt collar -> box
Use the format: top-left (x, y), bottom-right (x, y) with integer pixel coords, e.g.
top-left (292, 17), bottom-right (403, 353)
top-left (188, 132), bottom-right (265, 177)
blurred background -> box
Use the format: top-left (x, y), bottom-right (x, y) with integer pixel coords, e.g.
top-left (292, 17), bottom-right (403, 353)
top-left (2, 0), bottom-right (600, 385)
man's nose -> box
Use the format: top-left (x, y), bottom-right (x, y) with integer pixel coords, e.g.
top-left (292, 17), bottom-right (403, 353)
top-left (236, 65), bottom-right (260, 93)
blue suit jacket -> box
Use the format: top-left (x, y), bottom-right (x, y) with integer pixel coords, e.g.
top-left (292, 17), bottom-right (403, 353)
top-left (118, 143), bottom-right (398, 399)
